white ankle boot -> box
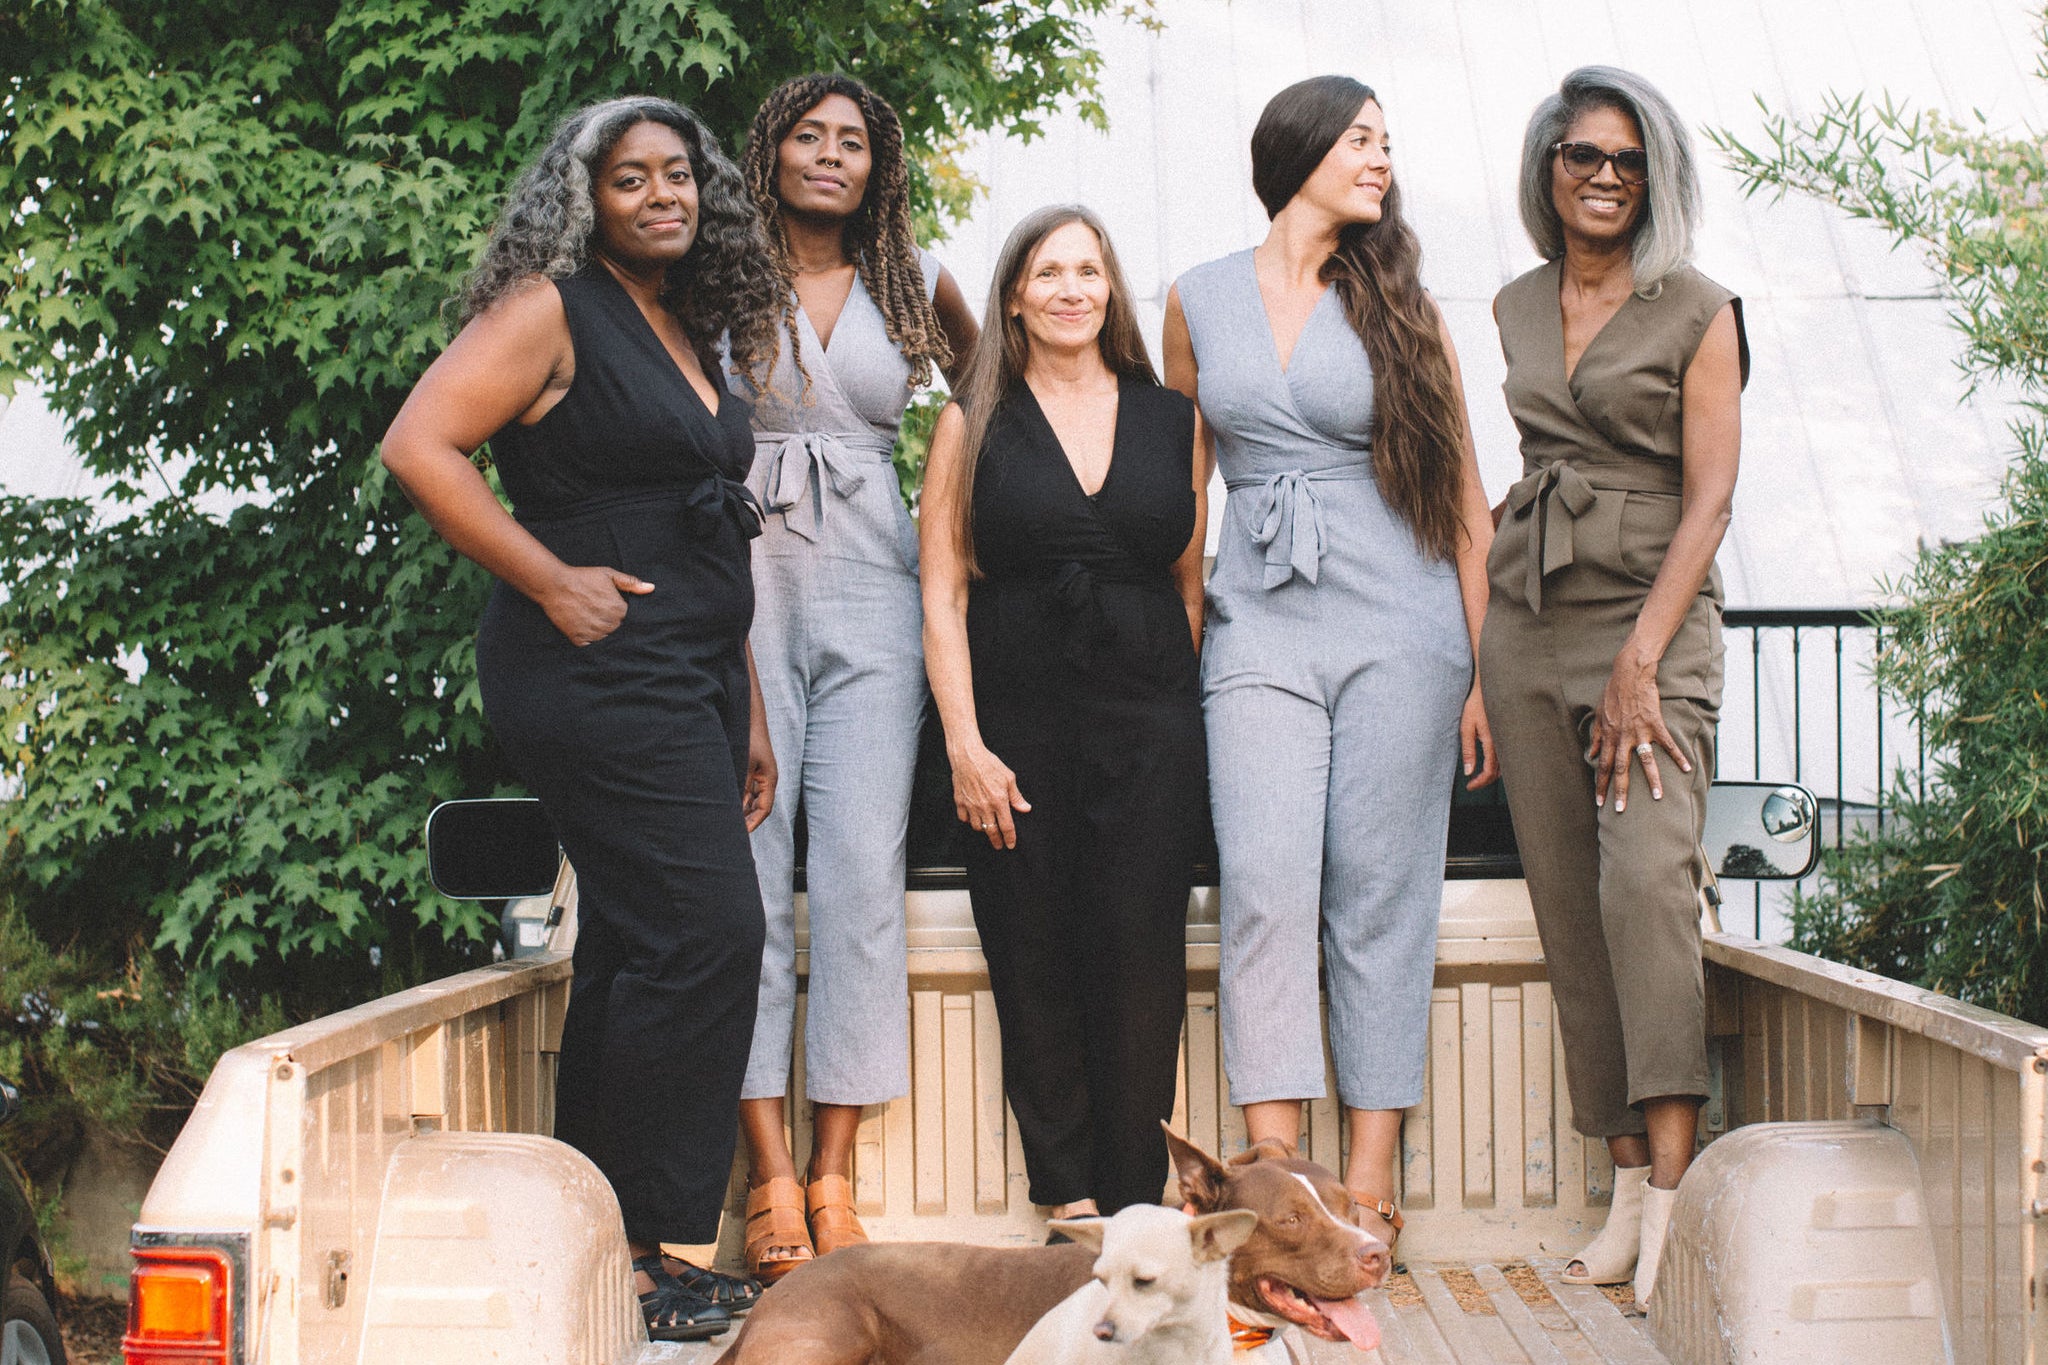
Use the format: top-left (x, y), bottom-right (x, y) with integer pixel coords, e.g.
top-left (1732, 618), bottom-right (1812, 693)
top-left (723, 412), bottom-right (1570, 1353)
top-left (1633, 1181), bottom-right (1678, 1308)
top-left (1563, 1164), bottom-right (1649, 1285)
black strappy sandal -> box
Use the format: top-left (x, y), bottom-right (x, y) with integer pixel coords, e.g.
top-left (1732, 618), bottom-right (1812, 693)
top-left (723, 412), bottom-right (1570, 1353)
top-left (660, 1254), bottom-right (763, 1313)
top-left (631, 1254), bottom-right (732, 1342)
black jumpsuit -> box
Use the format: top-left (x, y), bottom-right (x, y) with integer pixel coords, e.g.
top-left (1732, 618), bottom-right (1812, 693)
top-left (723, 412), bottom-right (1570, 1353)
top-left (475, 266), bottom-right (766, 1244)
top-left (965, 376), bottom-right (1207, 1213)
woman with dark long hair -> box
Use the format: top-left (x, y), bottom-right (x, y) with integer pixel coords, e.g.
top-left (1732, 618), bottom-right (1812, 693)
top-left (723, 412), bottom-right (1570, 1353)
top-left (727, 73), bottom-right (977, 1283)
top-left (1162, 75), bottom-right (1497, 1262)
top-left (380, 95), bottom-right (784, 1342)
top-left (922, 205), bottom-right (1208, 1221)
top-left (1482, 66), bottom-right (1744, 1307)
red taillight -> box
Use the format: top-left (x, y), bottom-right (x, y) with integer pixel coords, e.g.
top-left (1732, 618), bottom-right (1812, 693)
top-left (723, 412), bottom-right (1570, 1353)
top-left (123, 1247), bottom-right (232, 1364)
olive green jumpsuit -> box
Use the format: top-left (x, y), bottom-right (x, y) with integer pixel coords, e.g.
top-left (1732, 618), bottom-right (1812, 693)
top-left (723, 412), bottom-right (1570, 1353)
top-left (1479, 260), bottom-right (1747, 1138)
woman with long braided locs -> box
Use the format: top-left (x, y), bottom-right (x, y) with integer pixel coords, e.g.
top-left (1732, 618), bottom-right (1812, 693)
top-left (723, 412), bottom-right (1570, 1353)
top-left (728, 73), bottom-right (979, 1283)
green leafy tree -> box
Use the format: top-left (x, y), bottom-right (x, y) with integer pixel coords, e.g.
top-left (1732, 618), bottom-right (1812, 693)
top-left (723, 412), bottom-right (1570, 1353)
top-left (0, 0), bottom-right (1142, 1005)
top-left (1711, 47), bottom-right (2048, 1019)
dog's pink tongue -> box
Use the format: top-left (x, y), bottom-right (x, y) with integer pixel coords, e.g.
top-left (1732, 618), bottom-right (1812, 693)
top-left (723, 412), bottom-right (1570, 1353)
top-left (1315, 1294), bottom-right (1381, 1352)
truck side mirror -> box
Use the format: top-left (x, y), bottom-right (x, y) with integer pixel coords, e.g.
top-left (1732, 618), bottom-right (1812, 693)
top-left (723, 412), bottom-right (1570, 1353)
top-left (425, 798), bottom-right (561, 900)
top-left (1704, 781), bottom-right (1820, 881)
top-left (0, 1076), bottom-right (21, 1127)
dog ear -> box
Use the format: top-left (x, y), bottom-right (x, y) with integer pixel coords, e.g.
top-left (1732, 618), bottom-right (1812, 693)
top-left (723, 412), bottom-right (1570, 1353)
top-left (1188, 1209), bottom-right (1259, 1264)
top-left (1049, 1217), bottom-right (1107, 1254)
top-left (1227, 1135), bottom-right (1297, 1166)
top-left (1162, 1123), bottom-right (1229, 1211)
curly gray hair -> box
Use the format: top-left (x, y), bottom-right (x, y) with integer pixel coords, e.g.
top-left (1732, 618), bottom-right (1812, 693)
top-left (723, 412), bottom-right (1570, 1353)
top-left (1516, 66), bottom-right (1701, 296)
top-left (456, 96), bottom-right (783, 376)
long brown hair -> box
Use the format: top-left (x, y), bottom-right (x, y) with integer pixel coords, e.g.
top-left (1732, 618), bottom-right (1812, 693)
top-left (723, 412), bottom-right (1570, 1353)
top-left (740, 74), bottom-right (950, 393)
top-left (951, 204), bottom-right (1156, 576)
top-left (1252, 76), bottom-right (1466, 562)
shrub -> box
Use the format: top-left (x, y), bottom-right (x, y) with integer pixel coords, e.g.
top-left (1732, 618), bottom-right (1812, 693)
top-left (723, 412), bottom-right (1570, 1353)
top-left (1712, 53), bottom-right (2048, 1019)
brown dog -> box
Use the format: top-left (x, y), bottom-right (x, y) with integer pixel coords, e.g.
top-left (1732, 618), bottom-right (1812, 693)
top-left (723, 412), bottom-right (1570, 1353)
top-left (711, 1127), bottom-right (1386, 1364)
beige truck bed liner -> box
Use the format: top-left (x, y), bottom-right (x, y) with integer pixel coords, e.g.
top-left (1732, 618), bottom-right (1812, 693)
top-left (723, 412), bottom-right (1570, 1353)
top-left (134, 875), bottom-right (2048, 1363)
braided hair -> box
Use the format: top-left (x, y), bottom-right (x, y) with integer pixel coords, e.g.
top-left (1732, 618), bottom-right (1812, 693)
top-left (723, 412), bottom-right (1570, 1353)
top-left (740, 74), bottom-right (950, 393)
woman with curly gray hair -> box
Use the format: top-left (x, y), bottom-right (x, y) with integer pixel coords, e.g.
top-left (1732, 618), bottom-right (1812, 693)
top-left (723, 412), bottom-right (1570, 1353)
top-left (381, 95), bottom-right (787, 1343)
top-left (1481, 66), bottom-right (1746, 1307)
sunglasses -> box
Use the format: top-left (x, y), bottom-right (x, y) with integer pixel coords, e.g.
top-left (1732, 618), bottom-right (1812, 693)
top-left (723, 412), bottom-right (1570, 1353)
top-left (1552, 141), bottom-right (1650, 186)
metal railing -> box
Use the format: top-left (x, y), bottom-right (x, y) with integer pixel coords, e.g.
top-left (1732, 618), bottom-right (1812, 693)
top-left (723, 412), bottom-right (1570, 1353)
top-left (1717, 607), bottom-right (1926, 939)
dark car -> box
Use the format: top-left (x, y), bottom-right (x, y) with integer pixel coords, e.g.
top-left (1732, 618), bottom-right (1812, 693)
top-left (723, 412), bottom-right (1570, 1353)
top-left (1, 1077), bottom-right (66, 1365)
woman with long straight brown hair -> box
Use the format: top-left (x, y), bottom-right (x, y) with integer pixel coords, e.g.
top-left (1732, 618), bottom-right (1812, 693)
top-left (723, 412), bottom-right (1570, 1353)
top-left (1162, 75), bottom-right (1497, 1265)
top-left (922, 205), bottom-right (1207, 1221)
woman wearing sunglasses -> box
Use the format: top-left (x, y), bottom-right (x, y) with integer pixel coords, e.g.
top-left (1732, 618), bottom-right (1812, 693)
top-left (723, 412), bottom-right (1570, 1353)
top-left (1480, 66), bottom-right (1747, 1307)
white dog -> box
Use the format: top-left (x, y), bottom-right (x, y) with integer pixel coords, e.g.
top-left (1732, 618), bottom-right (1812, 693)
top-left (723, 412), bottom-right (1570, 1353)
top-left (1004, 1205), bottom-right (1260, 1365)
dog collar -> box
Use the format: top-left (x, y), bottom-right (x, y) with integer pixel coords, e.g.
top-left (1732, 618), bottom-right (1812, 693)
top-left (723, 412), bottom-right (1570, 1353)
top-left (1228, 1313), bottom-right (1275, 1351)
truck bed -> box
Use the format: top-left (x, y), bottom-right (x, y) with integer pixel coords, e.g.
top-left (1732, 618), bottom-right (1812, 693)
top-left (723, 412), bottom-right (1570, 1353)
top-left (131, 871), bottom-right (2048, 1363)
top-left (652, 1258), bottom-right (1667, 1364)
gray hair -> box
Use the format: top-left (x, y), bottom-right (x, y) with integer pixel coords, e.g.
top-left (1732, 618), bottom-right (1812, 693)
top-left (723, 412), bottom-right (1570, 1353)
top-left (1516, 66), bottom-right (1700, 296)
top-left (453, 95), bottom-right (786, 378)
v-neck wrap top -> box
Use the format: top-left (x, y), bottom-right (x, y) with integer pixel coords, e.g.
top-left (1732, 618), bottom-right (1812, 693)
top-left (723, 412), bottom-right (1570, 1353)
top-left (488, 266), bottom-right (759, 540)
top-left (1180, 250), bottom-right (1381, 592)
top-left (968, 377), bottom-right (1198, 710)
top-left (737, 251), bottom-right (940, 556)
top-left (1491, 259), bottom-right (1749, 614)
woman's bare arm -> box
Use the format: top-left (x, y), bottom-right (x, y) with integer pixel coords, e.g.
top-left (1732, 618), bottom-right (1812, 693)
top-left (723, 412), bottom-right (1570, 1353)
top-left (379, 280), bottom-right (652, 645)
top-left (931, 266), bottom-right (981, 390)
top-left (919, 403), bottom-right (1029, 848)
top-left (1435, 302), bottom-right (1499, 788)
top-left (1172, 408), bottom-right (1210, 653)
top-left (1592, 301), bottom-right (1742, 811)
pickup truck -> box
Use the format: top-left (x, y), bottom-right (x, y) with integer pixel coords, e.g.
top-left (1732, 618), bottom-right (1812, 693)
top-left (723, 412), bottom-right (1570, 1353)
top-left (117, 777), bottom-right (2047, 1364)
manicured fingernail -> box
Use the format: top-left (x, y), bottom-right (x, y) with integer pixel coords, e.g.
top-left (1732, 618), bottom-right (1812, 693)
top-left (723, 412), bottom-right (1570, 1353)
top-left (1616, 799), bottom-right (1626, 812)
top-left (1464, 760), bottom-right (1474, 775)
top-left (1652, 788), bottom-right (1662, 799)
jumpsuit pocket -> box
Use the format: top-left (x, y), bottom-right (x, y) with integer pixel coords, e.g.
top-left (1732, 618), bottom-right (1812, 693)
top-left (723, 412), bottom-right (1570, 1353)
top-left (1617, 491), bottom-right (1682, 586)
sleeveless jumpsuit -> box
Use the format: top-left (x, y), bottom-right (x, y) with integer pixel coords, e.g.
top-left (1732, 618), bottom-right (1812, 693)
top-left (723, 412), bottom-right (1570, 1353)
top-left (734, 253), bottom-right (939, 1107)
top-left (475, 265), bottom-right (766, 1243)
top-left (1177, 248), bottom-right (1472, 1112)
top-left (1481, 260), bottom-right (1747, 1138)
top-left (965, 377), bottom-right (1206, 1213)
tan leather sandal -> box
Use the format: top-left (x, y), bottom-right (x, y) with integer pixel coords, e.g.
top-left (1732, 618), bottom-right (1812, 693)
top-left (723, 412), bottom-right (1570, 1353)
top-left (1349, 1191), bottom-right (1406, 1254)
top-left (744, 1175), bottom-right (814, 1283)
top-left (805, 1172), bottom-right (869, 1257)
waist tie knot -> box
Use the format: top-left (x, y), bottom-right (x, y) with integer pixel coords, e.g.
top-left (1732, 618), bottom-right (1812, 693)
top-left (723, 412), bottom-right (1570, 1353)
top-left (757, 430), bottom-right (896, 541)
top-left (686, 472), bottom-right (765, 542)
top-left (1224, 462), bottom-right (1376, 589)
top-left (1502, 460), bottom-right (1602, 612)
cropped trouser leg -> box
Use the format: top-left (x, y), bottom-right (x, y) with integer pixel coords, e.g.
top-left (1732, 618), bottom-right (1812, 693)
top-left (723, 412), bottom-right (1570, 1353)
top-left (1209, 683), bottom-right (1333, 1106)
top-left (742, 556), bottom-right (921, 1107)
top-left (740, 592), bottom-right (807, 1103)
top-left (1320, 652), bottom-right (1467, 1112)
top-left (794, 639), bottom-right (921, 1106)
top-left (1486, 650), bottom-right (1715, 1138)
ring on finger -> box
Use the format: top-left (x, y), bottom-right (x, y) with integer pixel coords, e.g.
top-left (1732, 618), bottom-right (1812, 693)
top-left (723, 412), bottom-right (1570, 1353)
top-left (1635, 742), bottom-right (1653, 756)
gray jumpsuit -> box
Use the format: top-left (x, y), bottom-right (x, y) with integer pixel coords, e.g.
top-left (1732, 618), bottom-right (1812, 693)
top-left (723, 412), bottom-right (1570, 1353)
top-left (1178, 249), bottom-right (1472, 1111)
top-left (1480, 260), bottom-right (1745, 1138)
top-left (735, 252), bottom-right (939, 1107)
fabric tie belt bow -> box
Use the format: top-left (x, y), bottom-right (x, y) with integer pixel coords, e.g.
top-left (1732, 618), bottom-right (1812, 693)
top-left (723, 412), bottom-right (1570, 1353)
top-left (1502, 460), bottom-right (1598, 614)
top-left (1225, 461), bottom-right (1376, 590)
top-left (688, 472), bottom-right (765, 542)
top-left (757, 430), bottom-right (895, 542)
